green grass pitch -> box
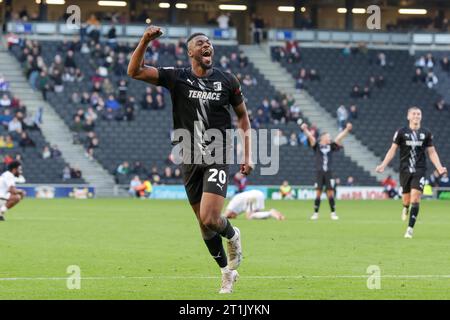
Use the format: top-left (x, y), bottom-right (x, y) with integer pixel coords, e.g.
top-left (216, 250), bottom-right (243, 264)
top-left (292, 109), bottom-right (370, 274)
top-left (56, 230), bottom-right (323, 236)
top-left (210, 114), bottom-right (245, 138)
top-left (0, 198), bottom-right (449, 300)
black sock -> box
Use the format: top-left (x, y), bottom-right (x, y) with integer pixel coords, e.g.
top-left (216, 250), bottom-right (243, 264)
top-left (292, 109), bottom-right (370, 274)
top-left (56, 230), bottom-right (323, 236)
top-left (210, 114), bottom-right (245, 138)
top-left (219, 217), bottom-right (236, 240)
top-left (328, 197), bottom-right (336, 212)
top-left (204, 233), bottom-right (227, 268)
top-left (409, 203), bottom-right (419, 228)
top-left (314, 198), bottom-right (321, 213)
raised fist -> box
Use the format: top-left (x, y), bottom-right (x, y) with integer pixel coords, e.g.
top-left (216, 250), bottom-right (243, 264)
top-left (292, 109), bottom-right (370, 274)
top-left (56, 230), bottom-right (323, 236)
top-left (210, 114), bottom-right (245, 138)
top-left (142, 26), bottom-right (163, 43)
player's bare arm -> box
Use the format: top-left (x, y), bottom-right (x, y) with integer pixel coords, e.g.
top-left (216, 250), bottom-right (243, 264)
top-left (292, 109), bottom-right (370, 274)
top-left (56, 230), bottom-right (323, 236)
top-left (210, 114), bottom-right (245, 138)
top-left (234, 102), bottom-right (253, 176)
top-left (334, 122), bottom-right (352, 145)
top-left (9, 186), bottom-right (25, 198)
top-left (127, 26), bottom-right (163, 84)
top-left (427, 146), bottom-right (447, 175)
top-left (376, 143), bottom-right (398, 173)
top-left (300, 123), bottom-right (316, 146)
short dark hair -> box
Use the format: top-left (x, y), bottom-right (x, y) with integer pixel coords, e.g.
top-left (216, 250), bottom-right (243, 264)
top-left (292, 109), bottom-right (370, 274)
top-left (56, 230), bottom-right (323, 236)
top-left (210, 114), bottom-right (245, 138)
top-left (186, 33), bottom-right (208, 45)
top-left (408, 106), bottom-right (421, 114)
top-left (8, 161), bottom-right (21, 172)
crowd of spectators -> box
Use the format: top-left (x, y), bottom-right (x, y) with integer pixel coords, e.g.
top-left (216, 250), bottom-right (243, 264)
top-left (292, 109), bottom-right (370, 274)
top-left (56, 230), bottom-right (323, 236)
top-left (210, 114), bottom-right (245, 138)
top-left (115, 160), bottom-right (182, 186)
top-left (412, 52), bottom-right (450, 111)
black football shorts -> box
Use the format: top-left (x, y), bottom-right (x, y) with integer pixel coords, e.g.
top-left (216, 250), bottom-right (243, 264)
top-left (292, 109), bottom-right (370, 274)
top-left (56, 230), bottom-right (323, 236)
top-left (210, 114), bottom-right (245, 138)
top-left (182, 163), bottom-right (229, 204)
top-left (400, 170), bottom-right (426, 193)
top-left (315, 170), bottom-right (335, 191)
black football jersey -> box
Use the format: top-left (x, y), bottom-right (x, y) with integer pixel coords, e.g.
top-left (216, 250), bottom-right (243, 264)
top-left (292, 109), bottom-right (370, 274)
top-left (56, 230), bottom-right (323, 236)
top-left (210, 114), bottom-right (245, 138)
top-left (393, 127), bottom-right (433, 173)
top-left (157, 67), bottom-right (244, 164)
top-left (312, 142), bottom-right (341, 172)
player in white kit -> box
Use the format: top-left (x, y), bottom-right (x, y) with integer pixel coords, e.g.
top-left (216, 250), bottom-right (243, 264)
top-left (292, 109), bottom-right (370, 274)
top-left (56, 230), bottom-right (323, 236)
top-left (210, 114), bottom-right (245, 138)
top-left (0, 161), bottom-right (26, 221)
top-left (224, 190), bottom-right (285, 220)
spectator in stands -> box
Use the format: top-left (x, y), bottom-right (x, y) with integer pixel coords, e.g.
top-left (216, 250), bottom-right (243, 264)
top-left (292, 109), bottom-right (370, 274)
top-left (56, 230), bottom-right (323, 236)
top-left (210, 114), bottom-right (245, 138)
top-left (376, 52), bottom-right (386, 67)
top-left (141, 94), bottom-right (153, 110)
top-left (289, 103), bottom-right (301, 122)
top-left (242, 74), bottom-right (257, 87)
top-left (101, 78), bottom-right (114, 95)
top-left (80, 92), bottom-right (90, 104)
top-left (415, 55), bottom-right (426, 69)
top-left (75, 68), bottom-right (84, 82)
top-left (131, 161), bottom-right (147, 177)
top-left (155, 94), bottom-right (165, 109)
top-left (270, 99), bottom-right (286, 124)
top-left (251, 14), bottom-right (265, 44)
top-left (51, 145), bottom-right (62, 158)
top-left (349, 105), bottom-right (358, 121)
top-left (376, 75), bottom-right (385, 88)
top-left (106, 94), bottom-right (120, 111)
top-left (163, 166), bottom-right (173, 183)
top-left (435, 98), bottom-right (447, 111)
top-left (239, 51), bottom-right (249, 68)
top-left (362, 86), bottom-right (371, 99)
top-left (425, 71), bottom-right (438, 89)
top-left (217, 12), bottom-right (230, 29)
top-left (336, 105), bottom-right (348, 130)
top-left (424, 53), bottom-right (435, 70)
top-left (35, 70), bottom-right (49, 100)
top-left (150, 166), bottom-right (161, 184)
top-left (0, 109), bottom-right (13, 127)
top-left (272, 129), bottom-right (288, 146)
top-left (412, 68), bottom-right (425, 83)
top-left (8, 116), bottom-right (22, 135)
top-left (295, 69), bottom-right (307, 90)
top-left (254, 108), bottom-right (270, 127)
top-left (85, 107), bottom-right (98, 123)
top-left (280, 180), bottom-right (294, 199)
top-left (92, 81), bottom-right (102, 93)
top-left (0, 74), bottom-right (9, 91)
top-left (350, 85), bottom-right (362, 98)
top-left (70, 166), bottom-right (82, 179)
top-left (62, 166), bottom-right (71, 181)
top-left (289, 132), bottom-right (298, 146)
top-left (102, 107), bottom-right (116, 121)
top-left (124, 97), bottom-right (136, 121)
top-left (42, 146), bottom-right (51, 159)
top-left (83, 118), bottom-right (95, 132)
top-left (64, 50), bottom-right (77, 69)
top-left (116, 161), bottom-right (130, 176)
top-left (346, 176), bottom-right (355, 186)
top-left (0, 94), bottom-right (11, 107)
top-left (117, 79), bottom-right (128, 104)
top-left (440, 56), bottom-right (450, 73)
top-left (71, 92), bottom-right (81, 104)
top-left (19, 132), bottom-right (35, 148)
top-left (309, 69), bottom-right (320, 81)
top-left (51, 69), bottom-right (64, 93)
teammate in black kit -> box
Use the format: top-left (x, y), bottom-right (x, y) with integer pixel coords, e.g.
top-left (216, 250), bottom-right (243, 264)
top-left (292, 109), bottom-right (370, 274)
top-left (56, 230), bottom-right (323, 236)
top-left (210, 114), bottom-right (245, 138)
top-left (128, 26), bottom-right (252, 293)
top-left (376, 107), bottom-right (447, 238)
top-left (300, 122), bottom-right (353, 220)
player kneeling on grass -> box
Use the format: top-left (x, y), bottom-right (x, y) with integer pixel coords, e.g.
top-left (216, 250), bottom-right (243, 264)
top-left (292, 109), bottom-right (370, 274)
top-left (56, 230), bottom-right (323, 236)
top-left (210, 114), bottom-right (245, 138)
top-left (0, 161), bottom-right (26, 221)
top-left (376, 107), bottom-right (447, 239)
top-left (300, 121), bottom-right (352, 221)
top-left (224, 190), bottom-right (285, 221)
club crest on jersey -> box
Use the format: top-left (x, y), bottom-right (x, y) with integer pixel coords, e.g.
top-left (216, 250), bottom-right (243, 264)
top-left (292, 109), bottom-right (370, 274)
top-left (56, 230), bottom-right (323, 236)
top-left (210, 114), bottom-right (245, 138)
top-left (213, 82), bottom-right (222, 91)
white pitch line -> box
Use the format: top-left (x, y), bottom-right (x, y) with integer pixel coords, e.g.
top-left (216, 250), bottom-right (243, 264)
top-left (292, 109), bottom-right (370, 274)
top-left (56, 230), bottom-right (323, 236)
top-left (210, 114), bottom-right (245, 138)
top-left (0, 275), bottom-right (449, 281)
